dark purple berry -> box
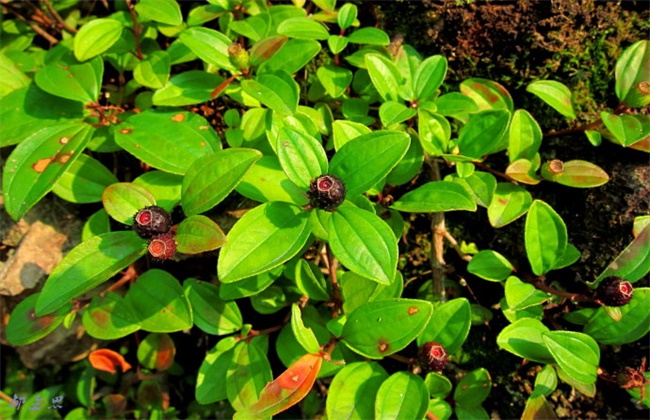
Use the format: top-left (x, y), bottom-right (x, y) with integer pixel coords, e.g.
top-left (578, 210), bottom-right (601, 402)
top-left (418, 342), bottom-right (448, 372)
top-left (307, 175), bottom-right (346, 211)
top-left (148, 234), bottom-right (176, 260)
top-left (133, 206), bottom-right (171, 239)
top-left (595, 276), bottom-right (634, 306)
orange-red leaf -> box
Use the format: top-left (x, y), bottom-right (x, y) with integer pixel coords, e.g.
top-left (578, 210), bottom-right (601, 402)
top-left (89, 349), bottom-right (132, 374)
top-left (241, 353), bottom-right (322, 418)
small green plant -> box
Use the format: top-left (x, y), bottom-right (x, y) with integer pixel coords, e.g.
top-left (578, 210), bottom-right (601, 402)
top-left (1, 0), bottom-right (649, 418)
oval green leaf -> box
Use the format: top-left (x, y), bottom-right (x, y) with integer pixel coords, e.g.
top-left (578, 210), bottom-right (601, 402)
top-left (525, 200), bottom-right (568, 276)
top-left (36, 231), bottom-right (147, 315)
top-left (181, 148), bottom-right (262, 215)
top-left (547, 160), bottom-right (610, 188)
top-left (378, 101), bottom-right (417, 127)
top-left (35, 54), bottom-right (103, 103)
top-left (276, 128), bottom-right (328, 189)
top-left (317, 64), bottom-right (353, 99)
top-left (456, 109), bottom-right (511, 159)
top-left (52, 154), bottom-right (118, 203)
top-left (329, 206), bottom-right (398, 285)
top-left (364, 53), bottom-right (401, 102)
top-left (183, 279), bottom-right (242, 335)
top-left (326, 362), bottom-right (389, 419)
top-left (277, 17), bottom-right (329, 40)
top-left (218, 202), bottom-right (311, 283)
top-left (227, 341), bottom-right (273, 411)
top-left (527, 80), bottom-right (576, 119)
top-left (175, 215), bottom-right (226, 254)
top-left (291, 303), bottom-right (321, 353)
top-left (460, 78), bottom-right (514, 112)
top-left (615, 40), bottom-right (650, 108)
top-left (132, 170), bottom-right (183, 212)
top-left (125, 269), bottom-right (193, 333)
top-left (152, 70), bottom-right (223, 106)
top-left (6, 293), bottom-right (71, 346)
top-left (413, 55), bottom-right (447, 101)
top-left (3, 123), bottom-right (93, 220)
top-left (508, 109), bottom-right (542, 162)
top-left (102, 182), bottom-right (156, 225)
top-left (135, 0), bottom-right (183, 26)
top-left (505, 276), bottom-right (550, 310)
top-left (196, 337), bottom-right (238, 404)
top-left (329, 130), bottom-right (410, 197)
top-left (375, 372), bottom-right (429, 420)
top-left (236, 155), bottom-right (308, 205)
top-left (178, 27), bottom-right (236, 71)
top-left (391, 180), bottom-right (476, 213)
top-left (82, 292), bottom-right (141, 339)
top-left (487, 183), bottom-right (533, 228)
top-left (496, 318), bottom-right (554, 364)
top-left (114, 110), bottom-right (222, 175)
top-left (453, 368), bottom-right (492, 407)
top-left (417, 298), bottom-right (471, 354)
top-left (467, 250), bottom-right (513, 282)
top-left (342, 298), bottom-right (433, 358)
top-left (134, 50), bottom-right (171, 89)
top-left (542, 331), bottom-right (599, 385)
top-left (74, 19), bottom-right (123, 62)
top-left (584, 287), bottom-right (650, 345)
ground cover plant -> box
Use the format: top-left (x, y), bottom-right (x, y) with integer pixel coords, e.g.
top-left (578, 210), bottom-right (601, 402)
top-left (0, 0), bottom-right (648, 418)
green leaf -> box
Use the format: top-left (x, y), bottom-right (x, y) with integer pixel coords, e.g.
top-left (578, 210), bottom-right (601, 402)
top-left (134, 51), bottom-right (171, 89)
top-left (329, 206), bottom-right (398, 285)
top-left (183, 279), bottom-right (242, 335)
top-left (74, 19), bottom-right (123, 61)
top-left (52, 153), bottom-right (118, 203)
top-left (82, 208), bottom-right (111, 241)
top-left (36, 231), bottom-right (147, 315)
top-left (196, 337), bottom-right (238, 404)
top-left (417, 298), bottom-right (471, 354)
top-left (600, 112), bottom-right (648, 146)
top-left (526, 80), bottom-right (576, 119)
top-left (425, 372), bottom-right (453, 399)
top-left (236, 155), bottom-right (308, 205)
top-left (386, 133), bottom-right (424, 186)
top-left (242, 71), bottom-right (299, 116)
top-left (505, 276), bottom-right (550, 310)
top-left (532, 365), bottom-right (558, 398)
top-left (487, 183), bottom-right (533, 228)
top-left (454, 368), bottom-right (492, 407)
top-left (365, 53), bottom-right (401, 102)
top-left (114, 110), bottom-right (222, 175)
top-left (179, 27), bottom-right (236, 71)
top-left (132, 170), bottom-right (183, 212)
top-left (341, 271), bottom-right (404, 314)
top-left (276, 128), bottom-right (328, 189)
top-left (277, 17), bottom-right (329, 40)
top-left (332, 119), bottom-right (372, 150)
top-left (417, 109), bottom-right (451, 155)
top-left (542, 331), bottom-right (599, 384)
top-left (347, 27), bottom-right (390, 45)
top-left (317, 65), bottom-right (353, 98)
top-left (152, 70), bottom-right (223, 106)
top-left (467, 250), bottom-right (514, 281)
top-left (227, 341), bottom-right (273, 412)
top-left (102, 182), bottom-right (156, 225)
top-left (327, 35), bottom-right (349, 55)
top-left (541, 159), bottom-right (609, 188)
top-left (0, 52), bottom-right (29, 97)
top-left (391, 181), bottom-right (476, 213)
top-left (137, 333), bottom-right (175, 371)
top-left (460, 78), bottom-right (514, 112)
top-left (496, 318), bottom-right (554, 364)
top-left (375, 372), bottom-right (429, 420)
top-left (291, 304), bottom-right (321, 353)
top-left (287, 259), bottom-right (330, 301)
top-left (413, 55), bottom-right (447, 100)
top-left (82, 292), bottom-right (141, 339)
top-left (0, 84), bottom-right (84, 148)
top-left (258, 39), bottom-right (321, 74)
top-left (176, 215), bottom-right (227, 254)
top-left (505, 158), bottom-right (541, 185)
top-left (6, 294), bottom-right (71, 346)
top-left (125, 269), bottom-right (193, 333)
top-left (35, 53), bottom-right (103, 103)
top-left (584, 288), bottom-right (650, 345)
top-left (327, 362), bottom-right (389, 419)
top-left (379, 101), bottom-right (417, 127)
top-left (329, 130), bottom-right (410, 196)
top-left (181, 148), bottom-right (262, 215)
top-left (456, 109), bottom-right (511, 159)
top-left (3, 122), bottom-right (93, 220)
top-left (434, 92), bottom-right (479, 122)
top-left (525, 200), bottom-right (568, 276)
top-left (218, 202), bottom-right (311, 283)
top-left (135, 0), bottom-right (183, 26)
top-left (337, 3), bottom-right (357, 30)
top-left (595, 225), bottom-right (650, 284)
top-left (615, 40), bottom-right (650, 108)
top-left (508, 109), bottom-right (542, 162)
top-left (342, 298), bottom-right (433, 358)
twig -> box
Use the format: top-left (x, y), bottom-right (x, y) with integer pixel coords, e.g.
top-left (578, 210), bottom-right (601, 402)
top-left (473, 161), bottom-right (518, 184)
top-left (5, 5), bottom-right (59, 45)
top-left (102, 265), bottom-right (138, 295)
top-left (443, 230), bottom-right (472, 262)
top-left (124, 0), bottom-right (144, 60)
top-left (41, 0), bottom-right (77, 34)
top-left (324, 244), bottom-right (343, 316)
top-left (428, 157), bottom-right (447, 302)
top-left (543, 102), bottom-right (629, 139)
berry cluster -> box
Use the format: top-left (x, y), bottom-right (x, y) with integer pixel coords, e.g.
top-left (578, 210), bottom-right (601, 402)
top-left (307, 175), bottom-right (346, 211)
top-left (418, 341), bottom-right (448, 373)
top-left (133, 206), bottom-right (176, 260)
top-left (595, 276), bottom-right (634, 307)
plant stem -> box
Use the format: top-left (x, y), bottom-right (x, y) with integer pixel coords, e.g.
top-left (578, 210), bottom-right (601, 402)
top-left (325, 244), bottom-right (343, 316)
top-left (124, 0), bottom-right (144, 60)
top-left (543, 103), bottom-right (629, 139)
top-left (522, 272), bottom-right (592, 302)
top-left (41, 0), bottom-right (77, 34)
top-left (428, 157), bottom-right (447, 302)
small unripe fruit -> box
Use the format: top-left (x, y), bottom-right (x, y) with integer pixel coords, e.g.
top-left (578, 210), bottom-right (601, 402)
top-left (133, 206), bottom-right (171, 239)
top-left (418, 342), bottom-right (448, 372)
top-left (147, 234), bottom-right (176, 260)
top-left (307, 175), bottom-right (346, 211)
top-left (595, 276), bottom-right (634, 306)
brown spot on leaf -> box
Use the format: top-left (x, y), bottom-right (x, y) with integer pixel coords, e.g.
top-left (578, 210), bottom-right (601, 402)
top-left (57, 151), bottom-right (73, 164)
top-left (199, 125), bottom-right (209, 130)
top-left (32, 157), bottom-right (54, 173)
top-left (200, 141), bottom-right (206, 147)
top-left (171, 113), bottom-right (185, 122)
top-left (378, 339), bottom-right (390, 353)
top-left (59, 137), bottom-right (69, 144)
top-left (408, 306), bottom-right (419, 315)
top-left (120, 128), bottom-right (132, 134)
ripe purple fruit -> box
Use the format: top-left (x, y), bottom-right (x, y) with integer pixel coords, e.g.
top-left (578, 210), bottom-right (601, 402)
top-left (418, 341), bottom-right (448, 372)
top-left (307, 175), bottom-right (346, 211)
top-left (133, 206), bottom-right (171, 239)
top-left (147, 234), bottom-right (176, 261)
top-left (595, 276), bottom-right (634, 306)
